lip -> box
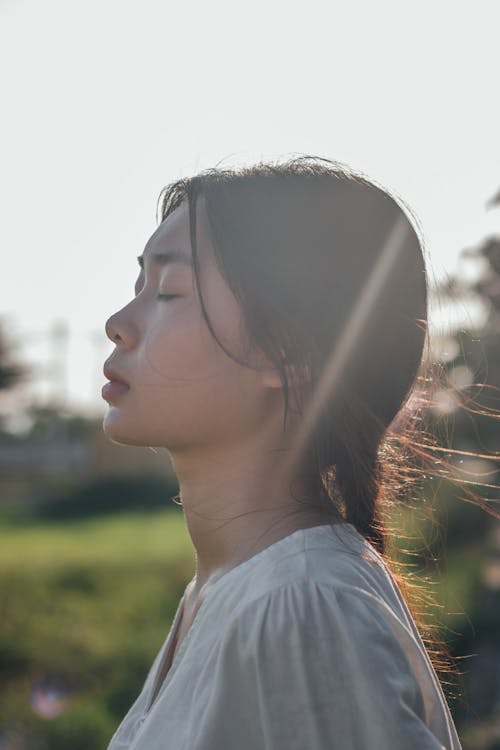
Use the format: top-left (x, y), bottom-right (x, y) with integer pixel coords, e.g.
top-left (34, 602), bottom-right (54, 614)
top-left (103, 362), bottom-right (130, 386)
top-left (102, 380), bottom-right (130, 401)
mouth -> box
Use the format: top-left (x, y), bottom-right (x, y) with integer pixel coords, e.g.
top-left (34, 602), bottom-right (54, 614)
top-left (102, 362), bottom-right (131, 401)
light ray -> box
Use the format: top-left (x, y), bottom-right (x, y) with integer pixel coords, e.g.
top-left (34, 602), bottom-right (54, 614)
top-left (283, 214), bottom-right (413, 480)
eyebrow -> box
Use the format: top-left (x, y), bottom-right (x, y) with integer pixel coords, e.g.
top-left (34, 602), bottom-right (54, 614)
top-left (137, 249), bottom-right (193, 269)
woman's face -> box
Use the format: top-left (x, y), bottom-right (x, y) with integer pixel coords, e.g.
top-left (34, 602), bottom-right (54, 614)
top-left (102, 199), bottom-right (280, 450)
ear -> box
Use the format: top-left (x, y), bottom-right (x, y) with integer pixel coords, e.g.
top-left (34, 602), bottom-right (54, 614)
top-left (260, 350), bottom-right (312, 390)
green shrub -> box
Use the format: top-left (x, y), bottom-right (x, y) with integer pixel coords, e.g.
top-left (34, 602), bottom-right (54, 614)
top-left (39, 701), bottom-right (116, 750)
top-left (35, 475), bottom-right (180, 521)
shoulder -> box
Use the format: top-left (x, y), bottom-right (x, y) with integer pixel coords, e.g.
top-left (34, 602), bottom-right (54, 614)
top-left (223, 578), bottom-right (414, 651)
top-left (192, 568), bottom-right (458, 750)
top-left (198, 551), bottom-right (459, 750)
top-left (219, 577), bottom-right (439, 713)
top-left (208, 579), bottom-right (448, 747)
top-left (213, 522), bottom-right (405, 620)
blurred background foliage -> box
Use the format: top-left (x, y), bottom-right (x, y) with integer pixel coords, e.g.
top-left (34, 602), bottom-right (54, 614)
top-left (1, 201), bottom-right (500, 748)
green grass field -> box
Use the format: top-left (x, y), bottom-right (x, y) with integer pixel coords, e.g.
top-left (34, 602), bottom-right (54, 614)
top-left (1, 508), bottom-right (192, 570)
top-left (0, 510), bottom-right (195, 749)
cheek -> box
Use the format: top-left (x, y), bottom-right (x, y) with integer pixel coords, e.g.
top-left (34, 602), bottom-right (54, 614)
top-left (140, 305), bottom-right (261, 425)
top-left (139, 306), bottom-right (231, 390)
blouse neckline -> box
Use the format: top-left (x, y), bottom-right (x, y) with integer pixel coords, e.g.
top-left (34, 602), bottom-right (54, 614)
top-left (144, 520), bottom-right (360, 717)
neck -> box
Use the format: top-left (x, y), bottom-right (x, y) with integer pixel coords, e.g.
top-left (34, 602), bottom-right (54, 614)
top-left (169, 425), bottom-right (328, 598)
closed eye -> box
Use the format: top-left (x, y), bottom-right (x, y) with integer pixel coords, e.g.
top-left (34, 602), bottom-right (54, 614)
top-left (157, 294), bottom-right (181, 301)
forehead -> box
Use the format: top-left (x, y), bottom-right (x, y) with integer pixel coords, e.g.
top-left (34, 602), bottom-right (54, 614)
top-left (139, 200), bottom-right (221, 292)
top-left (144, 201), bottom-right (192, 260)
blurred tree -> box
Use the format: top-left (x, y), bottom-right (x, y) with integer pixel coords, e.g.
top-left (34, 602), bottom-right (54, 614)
top-left (0, 319), bottom-right (31, 437)
top-left (427, 193), bottom-right (500, 743)
top-left (0, 320), bottom-right (27, 392)
top-left (486, 185), bottom-right (500, 209)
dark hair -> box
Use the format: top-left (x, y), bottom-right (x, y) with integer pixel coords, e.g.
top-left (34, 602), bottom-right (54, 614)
top-left (158, 155), bottom-right (427, 555)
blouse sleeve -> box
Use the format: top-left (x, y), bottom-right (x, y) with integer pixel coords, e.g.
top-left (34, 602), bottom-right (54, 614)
top-left (189, 581), bottom-right (452, 750)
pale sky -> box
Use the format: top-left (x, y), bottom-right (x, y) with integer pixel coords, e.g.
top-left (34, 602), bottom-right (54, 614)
top-left (1, 0), bottom-right (499, 417)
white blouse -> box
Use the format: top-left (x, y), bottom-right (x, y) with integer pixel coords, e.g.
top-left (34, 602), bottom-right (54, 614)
top-left (106, 522), bottom-right (463, 749)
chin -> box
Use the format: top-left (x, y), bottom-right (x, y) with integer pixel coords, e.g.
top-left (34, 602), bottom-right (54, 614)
top-left (102, 411), bottom-right (154, 447)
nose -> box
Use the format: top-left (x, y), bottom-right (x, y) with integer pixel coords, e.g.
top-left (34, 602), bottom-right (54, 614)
top-left (105, 312), bottom-right (129, 345)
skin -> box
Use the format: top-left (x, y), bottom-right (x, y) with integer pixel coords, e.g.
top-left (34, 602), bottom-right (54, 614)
top-left (103, 198), bottom-right (328, 611)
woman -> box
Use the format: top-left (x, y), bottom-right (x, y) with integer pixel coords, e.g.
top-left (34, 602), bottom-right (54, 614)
top-left (102, 156), bottom-right (462, 749)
